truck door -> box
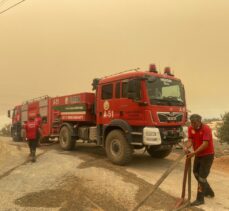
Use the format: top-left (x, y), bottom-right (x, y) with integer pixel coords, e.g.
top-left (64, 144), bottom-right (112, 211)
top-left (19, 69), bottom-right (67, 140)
top-left (96, 79), bottom-right (146, 126)
top-left (114, 79), bottom-right (146, 125)
top-left (96, 83), bottom-right (115, 125)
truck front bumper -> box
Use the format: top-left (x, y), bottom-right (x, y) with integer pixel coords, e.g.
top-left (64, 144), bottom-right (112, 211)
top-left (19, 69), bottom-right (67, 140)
top-left (143, 126), bottom-right (183, 146)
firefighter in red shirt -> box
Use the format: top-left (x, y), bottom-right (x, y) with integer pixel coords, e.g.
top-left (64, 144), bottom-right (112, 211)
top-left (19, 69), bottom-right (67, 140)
top-left (25, 116), bottom-right (41, 162)
top-left (183, 114), bottom-right (215, 206)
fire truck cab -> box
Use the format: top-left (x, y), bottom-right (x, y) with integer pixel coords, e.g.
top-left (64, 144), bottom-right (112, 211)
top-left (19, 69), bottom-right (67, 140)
top-left (90, 65), bottom-right (187, 164)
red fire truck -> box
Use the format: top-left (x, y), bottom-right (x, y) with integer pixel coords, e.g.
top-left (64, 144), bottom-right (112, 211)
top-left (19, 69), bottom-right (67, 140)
top-left (8, 64), bottom-right (187, 165)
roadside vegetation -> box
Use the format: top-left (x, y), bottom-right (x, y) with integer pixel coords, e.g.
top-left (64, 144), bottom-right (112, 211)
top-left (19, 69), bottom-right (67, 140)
top-left (0, 124), bottom-right (11, 137)
top-left (217, 112), bottom-right (229, 144)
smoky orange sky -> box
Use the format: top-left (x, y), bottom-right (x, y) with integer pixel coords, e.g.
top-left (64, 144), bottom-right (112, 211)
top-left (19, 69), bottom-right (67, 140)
top-left (0, 0), bottom-right (229, 118)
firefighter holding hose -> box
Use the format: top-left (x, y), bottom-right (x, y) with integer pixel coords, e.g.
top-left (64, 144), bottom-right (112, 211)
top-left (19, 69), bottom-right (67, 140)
top-left (183, 114), bottom-right (215, 206)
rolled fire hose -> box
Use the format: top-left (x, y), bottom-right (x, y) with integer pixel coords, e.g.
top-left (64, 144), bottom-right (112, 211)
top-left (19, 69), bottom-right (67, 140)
top-left (173, 155), bottom-right (191, 210)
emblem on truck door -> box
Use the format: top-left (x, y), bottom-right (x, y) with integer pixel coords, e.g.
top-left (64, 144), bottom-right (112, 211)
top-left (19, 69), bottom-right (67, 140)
top-left (103, 100), bottom-right (110, 111)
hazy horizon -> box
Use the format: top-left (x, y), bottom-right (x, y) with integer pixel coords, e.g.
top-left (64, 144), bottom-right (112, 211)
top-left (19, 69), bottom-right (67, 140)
top-left (0, 0), bottom-right (229, 118)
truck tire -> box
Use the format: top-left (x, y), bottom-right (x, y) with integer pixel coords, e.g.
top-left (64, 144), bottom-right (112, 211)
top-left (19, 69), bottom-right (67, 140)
top-left (147, 145), bottom-right (172, 158)
top-left (12, 129), bottom-right (22, 142)
top-left (59, 126), bottom-right (75, 150)
top-left (12, 135), bottom-right (20, 142)
top-left (11, 122), bottom-right (23, 142)
top-left (105, 130), bottom-right (133, 165)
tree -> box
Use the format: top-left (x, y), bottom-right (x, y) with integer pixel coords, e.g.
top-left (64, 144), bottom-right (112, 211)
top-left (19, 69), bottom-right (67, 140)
top-left (0, 124), bottom-right (11, 137)
top-left (217, 112), bottom-right (229, 144)
top-left (203, 117), bottom-right (220, 124)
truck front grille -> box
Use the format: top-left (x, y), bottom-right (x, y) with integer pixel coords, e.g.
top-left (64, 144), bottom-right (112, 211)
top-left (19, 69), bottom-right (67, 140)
top-left (157, 112), bottom-right (183, 123)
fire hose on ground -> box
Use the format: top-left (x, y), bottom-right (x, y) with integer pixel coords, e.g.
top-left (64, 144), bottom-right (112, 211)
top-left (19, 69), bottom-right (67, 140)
top-left (132, 151), bottom-right (192, 211)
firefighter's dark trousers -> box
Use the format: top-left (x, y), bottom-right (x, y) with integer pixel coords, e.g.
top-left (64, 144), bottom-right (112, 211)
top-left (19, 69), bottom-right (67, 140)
top-left (28, 139), bottom-right (38, 155)
top-left (193, 154), bottom-right (214, 194)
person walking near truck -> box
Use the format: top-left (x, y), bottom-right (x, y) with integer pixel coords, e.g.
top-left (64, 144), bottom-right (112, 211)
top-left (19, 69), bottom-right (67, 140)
top-left (25, 116), bottom-right (41, 162)
top-left (183, 114), bottom-right (215, 206)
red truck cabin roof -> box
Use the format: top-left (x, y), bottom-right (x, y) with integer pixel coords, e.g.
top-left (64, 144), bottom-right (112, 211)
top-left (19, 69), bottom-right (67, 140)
top-left (99, 70), bottom-right (180, 84)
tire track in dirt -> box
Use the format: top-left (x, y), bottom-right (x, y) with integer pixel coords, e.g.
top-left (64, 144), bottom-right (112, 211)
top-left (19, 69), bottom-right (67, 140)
top-left (0, 150), bottom-right (48, 180)
top-left (56, 149), bottom-right (202, 211)
top-left (15, 175), bottom-right (124, 211)
top-left (0, 139), bottom-right (203, 210)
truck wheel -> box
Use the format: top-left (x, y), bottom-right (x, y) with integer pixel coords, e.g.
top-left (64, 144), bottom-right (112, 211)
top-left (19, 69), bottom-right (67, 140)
top-left (105, 130), bottom-right (133, 165)
top-left (12, 136), bottom-right (19, 142)
top-left (147, 145), bottom-right (172, 158)
top-left (12, 130), bottom-right (21, 142)
top-left (11, 124), bottom-right (22, 142)
top-left (59, 126), bottom-right (75, 150)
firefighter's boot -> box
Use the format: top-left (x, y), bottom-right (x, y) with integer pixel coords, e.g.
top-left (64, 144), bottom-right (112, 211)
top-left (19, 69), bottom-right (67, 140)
top-left (191, 192), bottom-right (205, 206)
top-left (205, 182), bottom-right (215, 198)
top-left (31, 150), bottom-right (36, 162)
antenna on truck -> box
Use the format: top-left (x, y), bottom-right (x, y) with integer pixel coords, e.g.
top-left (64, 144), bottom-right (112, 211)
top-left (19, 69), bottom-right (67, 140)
top-left (102, 67), bottom-right (140, 79)
top-left (92, 67), bottom-right (140, 90)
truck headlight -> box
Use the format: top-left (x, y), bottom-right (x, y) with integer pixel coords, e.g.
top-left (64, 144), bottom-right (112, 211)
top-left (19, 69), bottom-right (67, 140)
top-left (143, 127), bottom-right (162, 145)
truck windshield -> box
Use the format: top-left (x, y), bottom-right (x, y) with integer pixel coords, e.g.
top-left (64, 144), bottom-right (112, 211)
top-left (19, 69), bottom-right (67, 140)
top-left (146, 77), bottom-right (185, 106)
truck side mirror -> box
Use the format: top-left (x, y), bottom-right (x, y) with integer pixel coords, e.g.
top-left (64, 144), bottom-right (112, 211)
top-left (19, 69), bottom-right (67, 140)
top-left (7, 110), bottom-right (11, 118)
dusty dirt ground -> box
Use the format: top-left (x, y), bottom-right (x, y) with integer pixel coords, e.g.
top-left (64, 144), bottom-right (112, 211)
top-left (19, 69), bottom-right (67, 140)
top-left (0, 136), bottom-right (228, 211)
top-left (212, 155), bottom-right (229, 174)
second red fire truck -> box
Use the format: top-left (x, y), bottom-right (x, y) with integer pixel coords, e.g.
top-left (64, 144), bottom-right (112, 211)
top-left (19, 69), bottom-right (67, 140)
top-left (9, 64), bottom-right (187, 165)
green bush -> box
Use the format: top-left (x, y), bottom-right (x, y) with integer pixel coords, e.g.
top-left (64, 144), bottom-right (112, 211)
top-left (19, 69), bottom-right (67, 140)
top-left (0, 124), bottom-right (11, 137)
top-left (217, 112), bottom-right (229, 144)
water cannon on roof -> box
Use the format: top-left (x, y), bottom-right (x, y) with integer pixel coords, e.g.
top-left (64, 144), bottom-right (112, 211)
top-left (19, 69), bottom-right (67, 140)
top-left (164, 67), bottom-right (174, 76)
top-left (149, 64), bottom-right (158, 73)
